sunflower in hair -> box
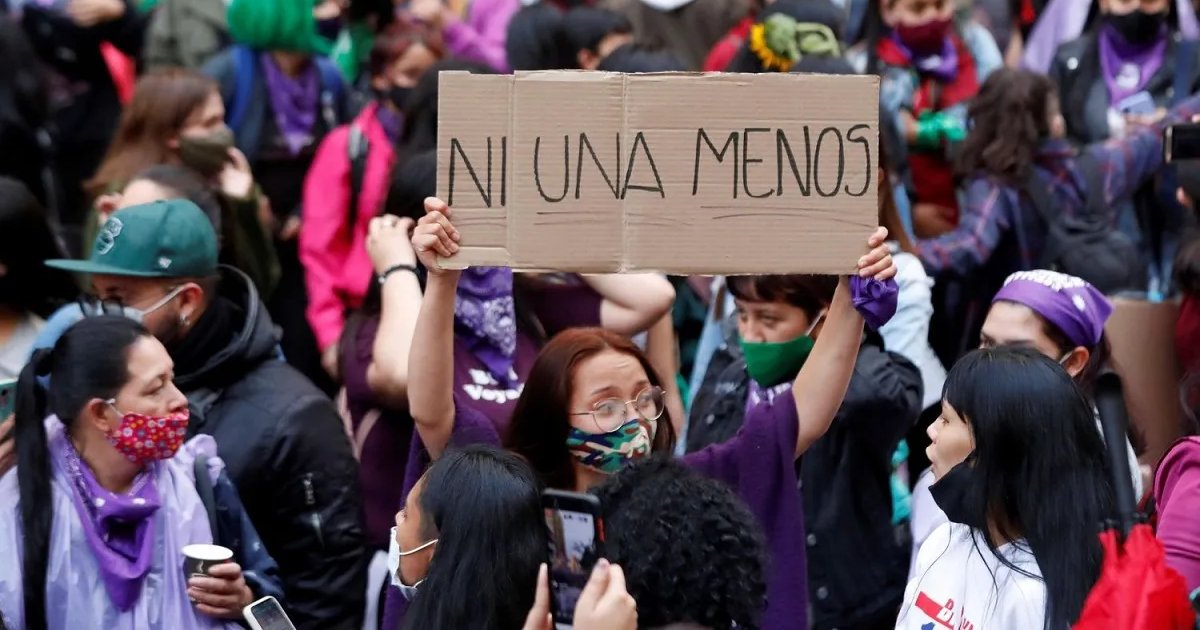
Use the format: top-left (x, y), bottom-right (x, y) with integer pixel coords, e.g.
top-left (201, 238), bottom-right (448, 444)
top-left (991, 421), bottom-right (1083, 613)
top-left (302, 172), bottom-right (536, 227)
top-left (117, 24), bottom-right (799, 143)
top-left (749, 14), bottom-right (799, 71)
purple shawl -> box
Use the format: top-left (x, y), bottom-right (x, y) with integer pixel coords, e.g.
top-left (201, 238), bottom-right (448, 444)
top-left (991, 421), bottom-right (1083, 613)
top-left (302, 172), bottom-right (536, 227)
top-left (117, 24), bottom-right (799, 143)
top-left (259, 53), bottom-right (320, 155)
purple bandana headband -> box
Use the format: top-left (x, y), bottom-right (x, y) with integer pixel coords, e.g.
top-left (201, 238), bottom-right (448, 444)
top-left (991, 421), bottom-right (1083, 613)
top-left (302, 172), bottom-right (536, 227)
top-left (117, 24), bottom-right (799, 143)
top-left (992, 270), bottom-right (1114, 348)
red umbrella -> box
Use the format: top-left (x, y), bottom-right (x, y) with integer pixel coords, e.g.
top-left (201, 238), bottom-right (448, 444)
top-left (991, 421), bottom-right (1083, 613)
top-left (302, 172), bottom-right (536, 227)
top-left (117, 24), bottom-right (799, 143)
top-left (1073, 373), bottom-right (1195, 630)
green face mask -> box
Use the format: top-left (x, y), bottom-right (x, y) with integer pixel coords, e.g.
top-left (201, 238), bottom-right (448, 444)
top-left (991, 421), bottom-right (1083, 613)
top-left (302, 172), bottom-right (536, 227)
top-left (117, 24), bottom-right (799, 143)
top-left (741, 334), bottom-right (815, 387)
top-left (739, 310), bottom-right (824, 387)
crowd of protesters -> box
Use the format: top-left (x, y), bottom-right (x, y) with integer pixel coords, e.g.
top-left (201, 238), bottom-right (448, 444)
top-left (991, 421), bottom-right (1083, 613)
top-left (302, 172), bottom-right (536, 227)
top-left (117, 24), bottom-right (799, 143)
top-left (3, 0), bottom-right (1200, 628)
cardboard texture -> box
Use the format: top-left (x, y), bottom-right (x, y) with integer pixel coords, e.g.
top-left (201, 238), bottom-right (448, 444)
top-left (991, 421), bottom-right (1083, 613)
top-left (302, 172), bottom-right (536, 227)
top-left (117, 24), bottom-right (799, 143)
top-left (436, 70), bottom-right (880, 274)
top-left (1107, 298), bottom-right (1187, 467)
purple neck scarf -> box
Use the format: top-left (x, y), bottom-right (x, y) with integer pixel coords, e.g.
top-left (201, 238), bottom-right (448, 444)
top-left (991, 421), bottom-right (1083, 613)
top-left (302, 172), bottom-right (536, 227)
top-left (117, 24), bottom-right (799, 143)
top-left (375, 103), bottom-right (404, 144)
top-left (455, 267), bottom-right (518, 385)
top-left (1098, 23), bottom-right (1168, 105)
top-left (54, 435), bottom-right (161, 611)
top-left (260, 54), bottom-right (320, 156)
top-left (889, 31), bottom-right (959, 83)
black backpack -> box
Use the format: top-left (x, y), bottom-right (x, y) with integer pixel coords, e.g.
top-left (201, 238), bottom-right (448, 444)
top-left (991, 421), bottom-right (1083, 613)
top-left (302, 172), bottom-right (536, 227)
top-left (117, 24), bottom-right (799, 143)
top-left (1021, 154), bottom-right (1146, 293)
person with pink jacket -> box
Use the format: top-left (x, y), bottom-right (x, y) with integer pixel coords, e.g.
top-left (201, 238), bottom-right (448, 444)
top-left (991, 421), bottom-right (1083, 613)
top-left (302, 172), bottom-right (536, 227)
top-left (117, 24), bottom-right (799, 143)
top-left (301, 21), bottom-right (443, 378)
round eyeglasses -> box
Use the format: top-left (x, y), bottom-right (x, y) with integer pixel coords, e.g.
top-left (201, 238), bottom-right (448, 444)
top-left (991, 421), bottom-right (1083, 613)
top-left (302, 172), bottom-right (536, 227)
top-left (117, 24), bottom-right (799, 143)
top-left (569, 386), bottom-right (665, 434)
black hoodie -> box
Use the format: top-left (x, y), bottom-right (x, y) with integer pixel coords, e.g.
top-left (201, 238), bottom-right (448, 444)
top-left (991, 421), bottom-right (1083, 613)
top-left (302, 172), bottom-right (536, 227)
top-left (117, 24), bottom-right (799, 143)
top-left (181, 267), bottom-right (365, 630)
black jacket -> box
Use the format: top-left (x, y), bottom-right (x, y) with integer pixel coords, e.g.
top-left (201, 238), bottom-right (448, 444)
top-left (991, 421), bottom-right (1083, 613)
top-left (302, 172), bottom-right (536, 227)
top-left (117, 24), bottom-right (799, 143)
top-left (689, 318), bottom-right (923, 629)
top-left (179, 267), bottom-right (365, 630)
top-left (1050, 31), bottom-right (1200, 145)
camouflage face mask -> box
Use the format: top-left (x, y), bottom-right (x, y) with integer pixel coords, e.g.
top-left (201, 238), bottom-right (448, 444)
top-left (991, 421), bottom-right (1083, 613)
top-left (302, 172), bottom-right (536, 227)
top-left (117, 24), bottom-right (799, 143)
top-left (565, 418), bottom-right (654, 475)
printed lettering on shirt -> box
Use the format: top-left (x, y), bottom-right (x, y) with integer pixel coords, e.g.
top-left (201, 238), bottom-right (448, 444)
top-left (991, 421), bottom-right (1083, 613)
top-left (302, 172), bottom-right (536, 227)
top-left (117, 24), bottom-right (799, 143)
top-left (463, 368), bottom-right (524, 404)
top-left (915, 592), bottom-right (955, 629)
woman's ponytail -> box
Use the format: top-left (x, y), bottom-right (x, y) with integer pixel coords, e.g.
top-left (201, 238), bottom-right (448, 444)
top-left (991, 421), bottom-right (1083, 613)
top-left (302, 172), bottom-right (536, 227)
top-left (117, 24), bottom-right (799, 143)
top-left (16, 349), bottom-right (53, 630)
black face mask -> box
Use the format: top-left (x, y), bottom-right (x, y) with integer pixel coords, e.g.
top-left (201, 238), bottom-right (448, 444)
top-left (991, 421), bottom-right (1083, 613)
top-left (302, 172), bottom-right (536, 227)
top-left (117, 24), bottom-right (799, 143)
top-left (385, 86), bottom-right (412, 112)
top-left (929, 457), bottom-right (986, 530)
top-left (1106, 9), bottom-right (1168, 44)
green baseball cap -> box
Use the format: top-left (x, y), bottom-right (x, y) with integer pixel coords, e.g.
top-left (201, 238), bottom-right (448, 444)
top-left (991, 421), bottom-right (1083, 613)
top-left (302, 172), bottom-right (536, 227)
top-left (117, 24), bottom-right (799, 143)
top-left (46, 199), bottom-right (219, 278)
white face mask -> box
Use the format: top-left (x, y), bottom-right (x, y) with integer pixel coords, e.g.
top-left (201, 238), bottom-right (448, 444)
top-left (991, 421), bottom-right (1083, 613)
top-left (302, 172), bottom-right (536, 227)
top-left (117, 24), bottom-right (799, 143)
top-left (81, 285), bottom-right (185, 324)
top-left (387, 526), bottom-right (438, 600)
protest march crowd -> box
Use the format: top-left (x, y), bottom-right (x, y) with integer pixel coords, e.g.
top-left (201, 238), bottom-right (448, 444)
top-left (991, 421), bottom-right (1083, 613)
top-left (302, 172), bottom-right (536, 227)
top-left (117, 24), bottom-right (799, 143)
top-left (5, 0), bottom-right (1200, 628)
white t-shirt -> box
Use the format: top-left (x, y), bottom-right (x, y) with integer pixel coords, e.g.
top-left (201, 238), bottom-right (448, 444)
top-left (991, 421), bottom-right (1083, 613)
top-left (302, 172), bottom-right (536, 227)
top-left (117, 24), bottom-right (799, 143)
top-left (897, 523), bottom-right (1048, 630)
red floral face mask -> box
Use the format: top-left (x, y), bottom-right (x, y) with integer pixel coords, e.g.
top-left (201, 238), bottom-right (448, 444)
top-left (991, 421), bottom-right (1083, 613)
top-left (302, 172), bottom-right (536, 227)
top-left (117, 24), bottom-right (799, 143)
top-left (104, 402), bottom-right (190, 464)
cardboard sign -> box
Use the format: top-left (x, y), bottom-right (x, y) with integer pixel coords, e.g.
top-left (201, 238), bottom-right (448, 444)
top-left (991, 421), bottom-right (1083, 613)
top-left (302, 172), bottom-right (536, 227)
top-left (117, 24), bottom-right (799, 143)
top-left (436, 71), bottom-right (880, 274)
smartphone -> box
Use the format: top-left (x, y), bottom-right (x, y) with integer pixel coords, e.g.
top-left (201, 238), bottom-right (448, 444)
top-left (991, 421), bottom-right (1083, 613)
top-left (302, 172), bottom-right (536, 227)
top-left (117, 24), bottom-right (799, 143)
top-left (242, 596), bottom-right (297, 630)
top-left (542, 489), bottom-right (605, 629)
top-left (1117, 91), bottom-right (1157, 116)
top-left (0, 379), bottom-right (16, 421)
top-left (1165, 123), bottom-right (1200, 162)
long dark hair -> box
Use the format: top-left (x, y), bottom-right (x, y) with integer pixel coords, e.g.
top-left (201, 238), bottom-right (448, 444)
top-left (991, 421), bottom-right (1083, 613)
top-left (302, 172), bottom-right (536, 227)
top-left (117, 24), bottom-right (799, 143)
top-left (506, 3), bottom-right (574, 71)
top-left (0, 177), bottom-right (77, 318)
top-left (402, 445), bottom-right (546, 630)
top-left (13, 316), bottom-right (150, 630)
top-left (398, 59), bottom-right (495, 159)
top-left (956, 69), bottom-right (1056, 184)
top-left (504, 328), bottom-right (677, 491)
top-left (942, 346), bottom-right (1114, 629)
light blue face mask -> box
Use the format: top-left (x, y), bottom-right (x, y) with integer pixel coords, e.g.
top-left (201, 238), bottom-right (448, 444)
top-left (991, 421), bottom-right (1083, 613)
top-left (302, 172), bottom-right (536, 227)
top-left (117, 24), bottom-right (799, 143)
top-left (387, 526), bottom-right (438, 600)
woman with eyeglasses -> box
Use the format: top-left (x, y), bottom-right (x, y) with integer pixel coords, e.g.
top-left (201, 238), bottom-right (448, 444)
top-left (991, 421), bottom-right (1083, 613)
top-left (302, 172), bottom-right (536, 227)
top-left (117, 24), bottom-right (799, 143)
top-left (386, 197), bottom-right (900, 630)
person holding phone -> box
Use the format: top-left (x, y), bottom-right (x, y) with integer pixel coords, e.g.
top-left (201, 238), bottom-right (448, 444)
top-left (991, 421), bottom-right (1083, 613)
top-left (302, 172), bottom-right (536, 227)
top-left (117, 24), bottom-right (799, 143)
top-left (0, 316), bottom-right (284, 629)
top-left (390, 197), bottom-right (899, 630)
top-left (521, 561), bottom-right (638, 630)
top-left (389, 444), bottom-right (546, 630)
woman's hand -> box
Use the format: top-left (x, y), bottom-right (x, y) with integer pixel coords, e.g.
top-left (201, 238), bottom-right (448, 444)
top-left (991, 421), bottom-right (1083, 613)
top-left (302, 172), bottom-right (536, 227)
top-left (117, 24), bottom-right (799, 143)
top-left (408, 0), bottom-right (450, 28)
top-left (68, 0), bottom-right (125, 27)
top-left (368, 215), bottom-right (418, 273)
top-left (858, 227), bottom-right (896, 281)
top-left (521, 561), bottom-right (637, 630)
top-left (574, 560), bottom-right (638, 630)
top-left (188, 561), bottom-right (254, 619)
top-left (411, 197), bottom-right (461, 274)
top-left (217, 148), bottom-right (255, 201)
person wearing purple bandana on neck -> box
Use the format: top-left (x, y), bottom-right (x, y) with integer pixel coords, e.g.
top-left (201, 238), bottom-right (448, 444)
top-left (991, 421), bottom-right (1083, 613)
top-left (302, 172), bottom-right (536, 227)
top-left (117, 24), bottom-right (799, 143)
top-left (388, 196), bottom-right (901, 630)
top-left (907, 269), bottom-right (1145, 579)
top-left (0, 316), bottom-right (284, 630)
top-left (1049, 0), bottom-right (1200, 145)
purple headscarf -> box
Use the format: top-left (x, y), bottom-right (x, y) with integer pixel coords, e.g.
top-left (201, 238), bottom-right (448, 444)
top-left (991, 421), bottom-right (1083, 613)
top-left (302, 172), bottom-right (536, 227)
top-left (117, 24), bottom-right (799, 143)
top-left (259, 53), bottom-right (320, 156)
top-left (54, 436), bottom-right (161, 611)
top-left (1098, 23), bottom-right (1168, 105)
top-left (992, 270), bottom-right (1114, 348)
top-left (455, 267), bottom-right (517, 385)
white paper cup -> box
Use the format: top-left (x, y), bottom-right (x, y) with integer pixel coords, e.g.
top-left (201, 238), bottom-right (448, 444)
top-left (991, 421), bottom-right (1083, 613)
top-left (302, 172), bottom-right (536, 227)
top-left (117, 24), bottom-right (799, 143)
top-left (182, 543), bottom-right (233, 579)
